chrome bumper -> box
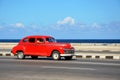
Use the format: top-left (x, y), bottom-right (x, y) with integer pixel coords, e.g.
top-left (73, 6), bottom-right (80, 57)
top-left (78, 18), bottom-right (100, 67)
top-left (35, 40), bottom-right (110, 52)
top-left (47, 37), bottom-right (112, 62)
top-left (60, 53), bottom-right (74, 57)
top-left (60, 48), bottom-right (75, 57)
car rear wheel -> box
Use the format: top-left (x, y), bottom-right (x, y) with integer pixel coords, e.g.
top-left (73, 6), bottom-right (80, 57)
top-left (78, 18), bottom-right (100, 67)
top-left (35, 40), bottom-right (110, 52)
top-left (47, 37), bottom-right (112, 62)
top-left (52, 51), bottom-right (61, 60)
top-left (17, 52), bottom-right (25, 59)
top-left (65, 56), bottom-right (73, 60)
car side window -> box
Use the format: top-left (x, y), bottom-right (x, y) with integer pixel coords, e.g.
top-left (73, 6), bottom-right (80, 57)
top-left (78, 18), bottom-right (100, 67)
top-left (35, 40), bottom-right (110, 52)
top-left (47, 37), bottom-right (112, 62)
top-left (37, 38), bottom-right (44, 43)
top-left (29, 38), bottom-right (35, 43)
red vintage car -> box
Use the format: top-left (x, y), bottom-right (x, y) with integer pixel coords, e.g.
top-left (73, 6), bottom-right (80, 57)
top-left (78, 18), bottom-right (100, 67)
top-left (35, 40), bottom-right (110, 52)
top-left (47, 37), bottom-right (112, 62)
top-left (11, 35), bottom-right (75, 60)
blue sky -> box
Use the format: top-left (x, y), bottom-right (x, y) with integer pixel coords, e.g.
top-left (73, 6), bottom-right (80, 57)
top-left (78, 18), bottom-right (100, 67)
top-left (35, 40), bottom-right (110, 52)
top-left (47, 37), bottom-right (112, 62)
top-left (0, 0), bottom-right (120, 39)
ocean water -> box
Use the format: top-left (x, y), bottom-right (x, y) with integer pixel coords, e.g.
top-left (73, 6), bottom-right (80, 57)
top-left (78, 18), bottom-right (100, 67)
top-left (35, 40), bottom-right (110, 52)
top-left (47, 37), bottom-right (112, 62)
top-left (0, 39), bottom-right (120, 43)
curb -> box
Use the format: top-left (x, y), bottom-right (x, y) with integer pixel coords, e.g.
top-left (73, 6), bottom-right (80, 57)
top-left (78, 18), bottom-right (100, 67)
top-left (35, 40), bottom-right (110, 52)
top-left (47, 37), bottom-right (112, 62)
top-left (0, 52), bottom-right (120, 60)
top-left (0, 52), bottom-right (14, 56)
top-left (75, 52), bottom-right (120, 60)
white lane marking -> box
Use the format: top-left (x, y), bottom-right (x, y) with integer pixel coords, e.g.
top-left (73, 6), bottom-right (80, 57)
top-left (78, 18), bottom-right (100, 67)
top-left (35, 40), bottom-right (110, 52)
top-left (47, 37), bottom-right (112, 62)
top-left (72, 62), bottom-right (120, 66)
top-left (41, 66), bottom-right (96, 71)
top-left (2, 57), bottom-right (120, 66)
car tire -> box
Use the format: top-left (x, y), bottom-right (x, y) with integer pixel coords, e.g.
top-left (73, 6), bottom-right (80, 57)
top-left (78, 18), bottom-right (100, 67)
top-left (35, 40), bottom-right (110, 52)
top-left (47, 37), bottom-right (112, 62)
top-left (17, 52), bottom-right (25, 59)
top-left (52, 51), bottom-right (61, 60)
top-left (31, 56), bottom-right (38, 59)
top-left (65, 56), bottom-right (73, 60)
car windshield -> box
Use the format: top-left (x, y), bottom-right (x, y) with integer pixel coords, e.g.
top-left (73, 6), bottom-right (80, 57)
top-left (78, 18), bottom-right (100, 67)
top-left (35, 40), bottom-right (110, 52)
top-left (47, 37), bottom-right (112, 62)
top-left (46, 37), bottom-right (56, 42)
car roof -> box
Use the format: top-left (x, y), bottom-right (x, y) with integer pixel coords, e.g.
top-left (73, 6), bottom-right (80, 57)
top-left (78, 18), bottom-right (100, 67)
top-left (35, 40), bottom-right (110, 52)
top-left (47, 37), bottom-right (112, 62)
top-left (24, 35), bottom-right (53, 39)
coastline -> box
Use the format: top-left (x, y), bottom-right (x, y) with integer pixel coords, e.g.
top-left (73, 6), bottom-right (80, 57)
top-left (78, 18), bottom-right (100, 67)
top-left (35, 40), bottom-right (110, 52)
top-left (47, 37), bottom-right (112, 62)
top-left (1, 42), bottom-right (120, 51)
top-left (0, 42), bottom-right (120, 59)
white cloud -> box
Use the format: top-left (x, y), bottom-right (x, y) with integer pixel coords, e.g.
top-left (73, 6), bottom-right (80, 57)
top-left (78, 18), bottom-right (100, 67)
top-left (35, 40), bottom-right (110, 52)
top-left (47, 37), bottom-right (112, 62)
top-left (15, 23), bottom-right (24, 28)
top-left (92, 23), bottom-right (101, 28)
top-left (57, 17), bottom-right (75, 25)
top-left (10, 23), bottom-right (24, 28)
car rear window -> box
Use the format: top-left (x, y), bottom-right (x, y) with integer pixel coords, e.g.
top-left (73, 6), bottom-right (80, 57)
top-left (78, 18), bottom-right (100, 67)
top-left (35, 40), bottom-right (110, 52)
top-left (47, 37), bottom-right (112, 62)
top-left (23, 38), bottom-right (28, 42)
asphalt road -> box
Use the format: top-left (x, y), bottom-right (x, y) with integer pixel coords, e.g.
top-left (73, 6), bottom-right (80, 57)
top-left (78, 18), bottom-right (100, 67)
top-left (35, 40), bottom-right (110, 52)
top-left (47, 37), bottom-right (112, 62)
top-left (0, 56), bottom-right (120, 80)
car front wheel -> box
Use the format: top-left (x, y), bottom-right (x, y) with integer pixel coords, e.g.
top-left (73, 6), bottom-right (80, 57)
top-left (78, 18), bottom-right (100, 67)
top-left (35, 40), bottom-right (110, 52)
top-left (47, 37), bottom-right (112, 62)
top-left (17, 52), bottom-right (25, 59)
top-left (52, 51), bottom-right (61, 60)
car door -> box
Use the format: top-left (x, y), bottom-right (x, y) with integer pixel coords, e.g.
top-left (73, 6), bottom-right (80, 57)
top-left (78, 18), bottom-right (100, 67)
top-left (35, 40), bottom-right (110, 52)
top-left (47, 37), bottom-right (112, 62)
top-left (35, 38), bottom-right (47, 56)
top-left (25, 38), bottom-right (37, 55)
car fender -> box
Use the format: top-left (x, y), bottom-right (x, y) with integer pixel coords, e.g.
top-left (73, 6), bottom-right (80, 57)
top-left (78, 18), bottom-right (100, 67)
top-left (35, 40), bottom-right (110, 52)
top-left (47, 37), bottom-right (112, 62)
top-left (49, 47), bottom-right (64, 57)
top-left (12, 45), bottom-right (25, 55)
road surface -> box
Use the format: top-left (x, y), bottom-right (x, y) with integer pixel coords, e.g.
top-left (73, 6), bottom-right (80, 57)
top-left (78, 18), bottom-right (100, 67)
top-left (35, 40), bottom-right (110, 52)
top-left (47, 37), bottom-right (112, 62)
top-left (0, 56), bottom-right (120, 80)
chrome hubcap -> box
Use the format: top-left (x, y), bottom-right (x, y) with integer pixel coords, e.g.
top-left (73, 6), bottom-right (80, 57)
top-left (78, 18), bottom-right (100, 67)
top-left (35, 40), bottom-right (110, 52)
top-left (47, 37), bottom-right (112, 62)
top-left (18, 52), bottom-right (23, 59)
top-left (53, 53), bottom-right (59, 59)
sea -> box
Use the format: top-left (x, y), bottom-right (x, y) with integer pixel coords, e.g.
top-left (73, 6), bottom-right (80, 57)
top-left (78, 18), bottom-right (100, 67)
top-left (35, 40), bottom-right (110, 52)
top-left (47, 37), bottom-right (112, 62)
top-left (0, 39), bottom-right (120, 43)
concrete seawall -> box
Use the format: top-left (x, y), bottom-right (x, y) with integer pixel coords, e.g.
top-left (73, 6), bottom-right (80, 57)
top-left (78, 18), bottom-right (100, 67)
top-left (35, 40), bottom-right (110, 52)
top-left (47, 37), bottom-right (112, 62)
top-left (0, 42), bottom-right (120, 59)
